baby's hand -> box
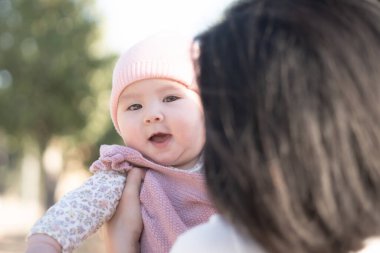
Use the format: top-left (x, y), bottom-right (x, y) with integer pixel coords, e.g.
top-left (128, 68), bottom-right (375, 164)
top-left (104, 167), bottom-right (145, 253)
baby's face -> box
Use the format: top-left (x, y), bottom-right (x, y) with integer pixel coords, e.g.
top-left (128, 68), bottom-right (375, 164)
top-left (117, 79), bottom-right (205, 169)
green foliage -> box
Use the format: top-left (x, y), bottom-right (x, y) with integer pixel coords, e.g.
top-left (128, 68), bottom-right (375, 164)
top-left (0, 0), bottom-right (114, 147)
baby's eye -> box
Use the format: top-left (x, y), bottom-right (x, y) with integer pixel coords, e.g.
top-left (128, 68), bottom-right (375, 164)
top-left (163, 95), bottom-right (180, 102)
top-left (127, 104), bottom-right (142, 111)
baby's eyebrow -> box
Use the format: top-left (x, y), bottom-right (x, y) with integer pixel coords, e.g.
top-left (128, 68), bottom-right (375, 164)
top-left (157, 84), bottom-right (184, 93)
top-left (119, 92), bottom-right (141, 101)
top-left (118, 93), bottom-right (141, 106)
top-left (119, 83), bottom-right (184, 103)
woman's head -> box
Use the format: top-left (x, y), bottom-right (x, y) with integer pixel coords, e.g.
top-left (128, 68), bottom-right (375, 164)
top-left (196, 0), bottom-right (380, 252)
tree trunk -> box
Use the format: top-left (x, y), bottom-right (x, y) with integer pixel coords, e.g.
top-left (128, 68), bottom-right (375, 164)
top-left (20, 137), bottom-right (63, 210)
top-left (20, 137), bottom-right (42, 207)
top-left (42, 138), bottom-right (64, 208)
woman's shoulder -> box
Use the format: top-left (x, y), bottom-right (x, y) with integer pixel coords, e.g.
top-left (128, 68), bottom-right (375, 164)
top-left (357, 237), bottom-right (380, 253)
top-left (170, 214), bottom-right (266, 253)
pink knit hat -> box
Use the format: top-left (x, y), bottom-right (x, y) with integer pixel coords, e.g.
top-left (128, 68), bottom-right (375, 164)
top-left (110, 32), bottom-right (198, 134)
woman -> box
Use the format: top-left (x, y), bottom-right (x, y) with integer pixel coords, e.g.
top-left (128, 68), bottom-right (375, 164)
top-left (109, 0), bottom-right (380, 252)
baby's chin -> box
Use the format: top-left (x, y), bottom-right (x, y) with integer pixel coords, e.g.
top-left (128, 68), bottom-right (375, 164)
top-left (151, 157), bottom-right (176, 167)
top-left (137, 150), bottom-right (198, 170)
top-left (146, 155), bottom-right (189, 169)
top-left (138, 152), bottom-right (175, 167)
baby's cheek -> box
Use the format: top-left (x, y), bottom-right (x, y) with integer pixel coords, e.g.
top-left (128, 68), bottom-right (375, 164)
top-left (120, 127), bottom-right (141, 147)
top-left (184, 123), bottom-right (205, 146)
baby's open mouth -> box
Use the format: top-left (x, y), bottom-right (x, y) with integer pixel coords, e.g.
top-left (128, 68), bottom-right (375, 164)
top-left (149, 133), bottom-right (172, 143)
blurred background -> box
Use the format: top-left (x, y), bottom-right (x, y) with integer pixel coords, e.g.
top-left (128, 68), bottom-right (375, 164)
top-left (0, 0), bottom-right (234, 252)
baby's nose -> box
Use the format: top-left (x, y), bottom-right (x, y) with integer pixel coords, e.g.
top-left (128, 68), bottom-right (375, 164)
top-left (144, 114), bottom-right (163, 124)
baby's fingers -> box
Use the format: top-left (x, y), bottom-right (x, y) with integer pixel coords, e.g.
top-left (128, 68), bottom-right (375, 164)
top-left (122, 167), bottom-right (145, 200)
top-left (104, 168), bottom-right (145, 253)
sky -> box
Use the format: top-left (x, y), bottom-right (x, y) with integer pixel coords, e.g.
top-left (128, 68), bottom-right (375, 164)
top-left (95, 0), bottom-right (236, 54)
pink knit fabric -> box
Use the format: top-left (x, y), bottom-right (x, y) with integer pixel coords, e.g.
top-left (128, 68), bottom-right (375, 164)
top-left (91, 144), bottom-right (216, 253)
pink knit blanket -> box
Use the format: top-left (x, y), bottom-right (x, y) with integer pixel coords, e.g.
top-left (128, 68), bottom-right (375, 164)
top-left (30, 144), bottom-right (215, 253)
top-left (93, 145), bottom-right (215, 253)
top-left (93, 145), bottom-right (216, 252)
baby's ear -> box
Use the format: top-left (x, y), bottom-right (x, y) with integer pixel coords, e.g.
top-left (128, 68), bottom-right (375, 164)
top-left (190, 40), bottom-right (201, 92)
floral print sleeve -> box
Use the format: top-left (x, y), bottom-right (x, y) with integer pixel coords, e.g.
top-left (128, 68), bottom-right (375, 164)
top-left (29, 170), bottom-right (126, 253)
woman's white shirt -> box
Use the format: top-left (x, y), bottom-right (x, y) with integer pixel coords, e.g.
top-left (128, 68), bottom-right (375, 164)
top-left (170, 214), bottom-right (266, 253)
top-left (171, 214), bottom-right (380, 253)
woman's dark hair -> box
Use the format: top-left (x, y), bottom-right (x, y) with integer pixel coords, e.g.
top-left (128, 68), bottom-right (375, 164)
top-left (196, 0), bottom-right (380, 252)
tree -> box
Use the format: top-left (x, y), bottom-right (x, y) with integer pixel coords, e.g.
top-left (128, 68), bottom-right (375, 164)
top-left (0, 0), bottom-right (116, 207)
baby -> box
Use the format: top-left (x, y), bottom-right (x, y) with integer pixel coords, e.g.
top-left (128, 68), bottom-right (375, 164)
top-left (26, 32), bottom-right (215, 253)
